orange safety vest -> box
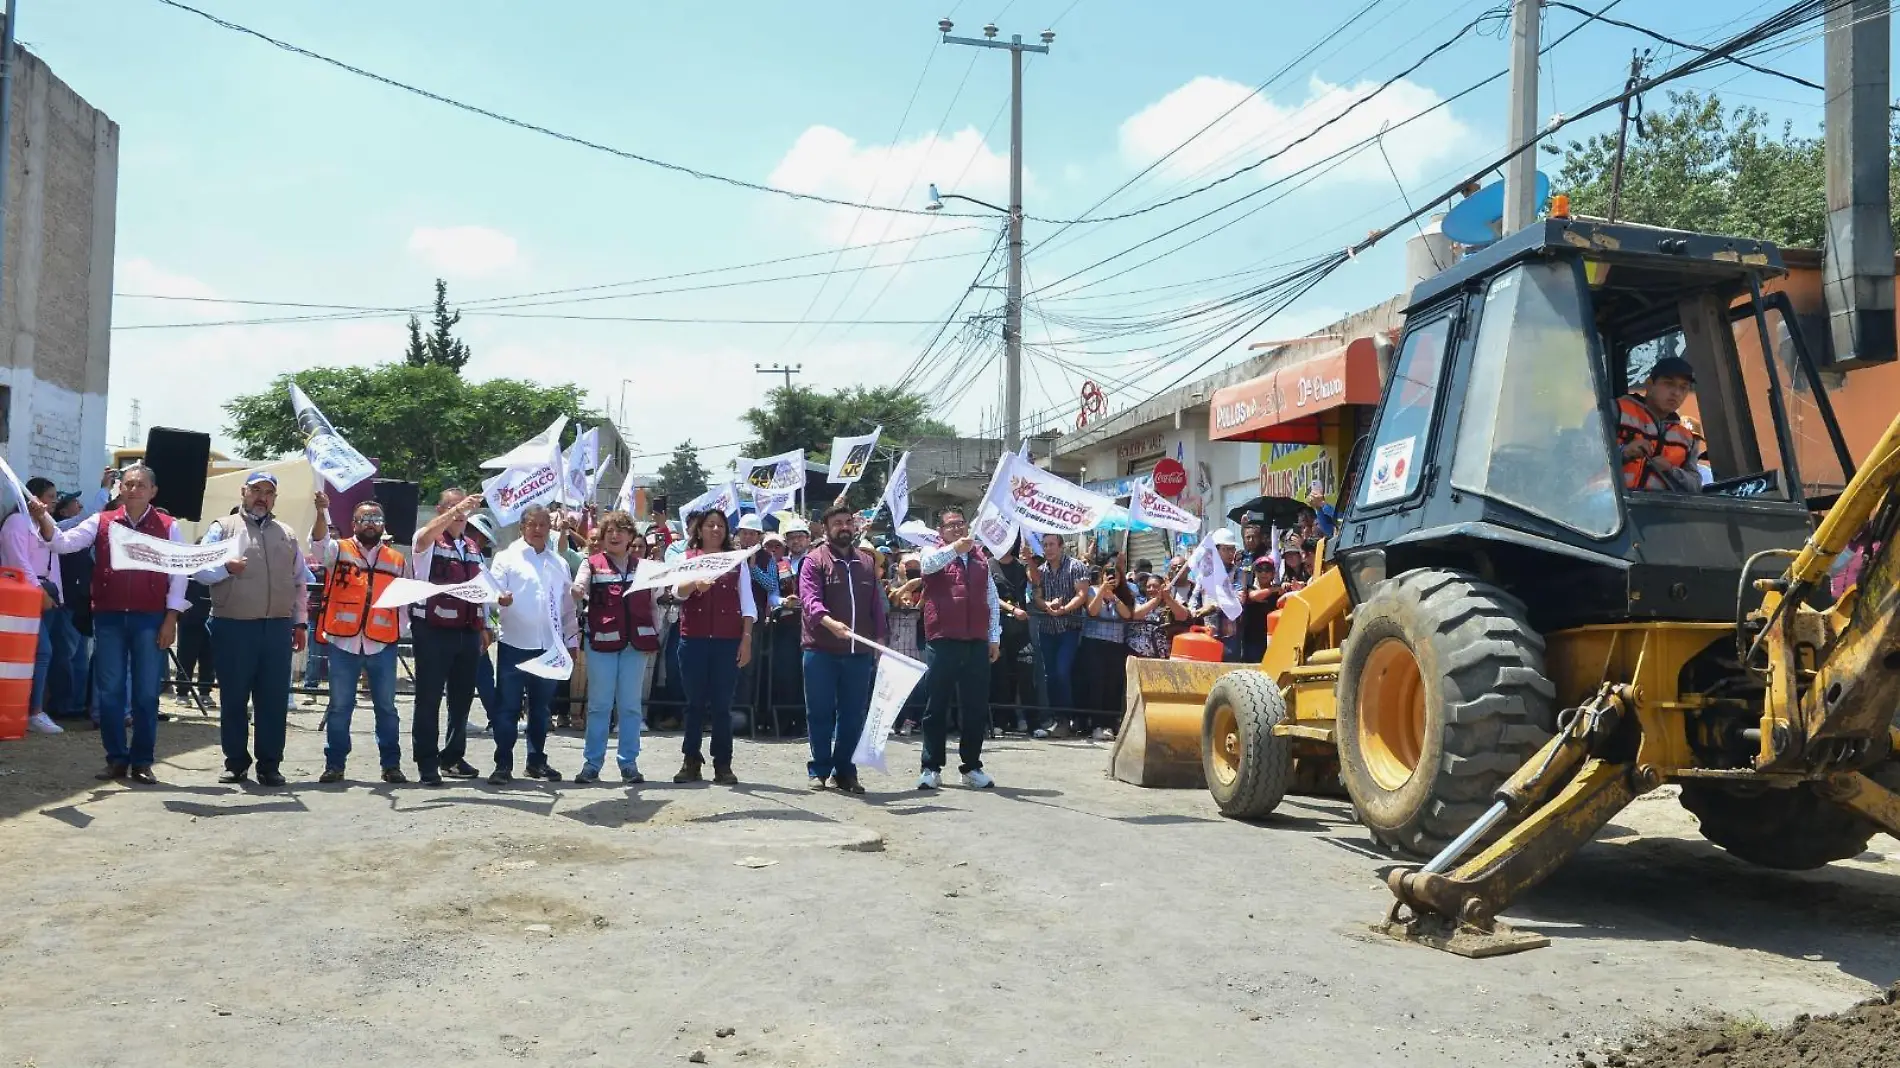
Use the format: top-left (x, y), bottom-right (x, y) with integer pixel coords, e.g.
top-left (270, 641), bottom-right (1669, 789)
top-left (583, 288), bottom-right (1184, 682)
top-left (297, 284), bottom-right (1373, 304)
top-left (318, 538), bottom-right (407, 645)
top-left (1615, 395), bottom-right (1696, 491)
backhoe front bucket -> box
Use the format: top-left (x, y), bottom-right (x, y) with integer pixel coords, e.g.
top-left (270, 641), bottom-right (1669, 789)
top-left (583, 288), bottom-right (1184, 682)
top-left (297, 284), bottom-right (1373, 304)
top-left (1111, 658), bottom-right (1240, 788)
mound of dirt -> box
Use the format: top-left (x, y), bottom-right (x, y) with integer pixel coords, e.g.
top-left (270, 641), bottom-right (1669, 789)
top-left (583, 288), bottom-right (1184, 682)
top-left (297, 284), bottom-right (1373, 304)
top-left (1610, 984), bottom-right (1900, 1068)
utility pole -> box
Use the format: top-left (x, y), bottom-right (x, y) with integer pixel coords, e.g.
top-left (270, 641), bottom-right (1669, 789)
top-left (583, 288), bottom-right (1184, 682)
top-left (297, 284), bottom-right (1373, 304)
top-left (1502, 0), bottom-right (1539, 234)
top-left (1822, 0), bottom-right (1895, 367)
top-left (754, 362), bottom-right (802, 392)
top-left (1606, 50), bottom-right (1646, 222)
top-left (940, 19), bottom-right (1052, 452)
top-left (0, 2), bottom-right (19, 314)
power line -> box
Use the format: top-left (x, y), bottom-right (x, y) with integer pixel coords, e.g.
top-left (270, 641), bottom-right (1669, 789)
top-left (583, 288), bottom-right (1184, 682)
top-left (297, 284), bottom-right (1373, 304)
top-left (113, 312), bottom-right (955, 332)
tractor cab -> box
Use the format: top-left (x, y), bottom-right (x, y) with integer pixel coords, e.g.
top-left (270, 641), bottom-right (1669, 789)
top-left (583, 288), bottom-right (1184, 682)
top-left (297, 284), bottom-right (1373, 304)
top-left (1331, 218), bottom-right (1855, 632)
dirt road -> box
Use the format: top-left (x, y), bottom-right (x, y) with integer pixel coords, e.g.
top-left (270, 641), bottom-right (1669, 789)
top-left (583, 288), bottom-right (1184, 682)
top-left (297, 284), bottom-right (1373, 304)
top-left (2, 702), bottom-right (1895, 1067)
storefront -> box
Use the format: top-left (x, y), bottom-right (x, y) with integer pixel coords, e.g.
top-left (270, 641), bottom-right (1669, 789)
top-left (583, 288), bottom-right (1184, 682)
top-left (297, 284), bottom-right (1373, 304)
top-left (1208, 335), bottom-right (1385, 524)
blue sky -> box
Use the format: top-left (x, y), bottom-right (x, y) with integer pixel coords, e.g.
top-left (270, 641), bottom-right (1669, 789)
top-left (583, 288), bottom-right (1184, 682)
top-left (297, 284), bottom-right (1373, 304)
top-left (35, 0), bottom-right (1863, 470)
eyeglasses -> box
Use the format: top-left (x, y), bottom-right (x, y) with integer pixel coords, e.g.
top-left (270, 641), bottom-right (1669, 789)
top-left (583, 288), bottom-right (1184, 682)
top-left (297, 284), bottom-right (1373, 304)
top-left (355, 513), bottom-right (386, 524)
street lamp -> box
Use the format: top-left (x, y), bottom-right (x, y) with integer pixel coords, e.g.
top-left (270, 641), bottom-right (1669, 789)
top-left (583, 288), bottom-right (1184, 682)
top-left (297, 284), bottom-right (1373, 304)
top-left (924, 183), bottom-right (1008, 215)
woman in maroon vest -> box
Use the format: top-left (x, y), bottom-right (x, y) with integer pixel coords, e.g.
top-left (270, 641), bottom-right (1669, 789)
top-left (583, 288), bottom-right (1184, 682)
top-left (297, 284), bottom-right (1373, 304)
top-left (672, 508), bottom-right (755, 784)
top-left (570, 511), bottom-right (659, 784)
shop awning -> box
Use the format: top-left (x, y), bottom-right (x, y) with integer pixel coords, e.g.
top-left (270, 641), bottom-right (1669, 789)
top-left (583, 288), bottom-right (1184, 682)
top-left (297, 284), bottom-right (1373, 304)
top-left (1208, 336), bottom-right (1383, 443)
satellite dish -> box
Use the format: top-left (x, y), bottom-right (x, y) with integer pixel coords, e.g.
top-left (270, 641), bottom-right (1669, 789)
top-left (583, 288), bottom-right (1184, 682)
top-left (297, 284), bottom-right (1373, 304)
top-left (1442, 172), bottom-right (1552, 246)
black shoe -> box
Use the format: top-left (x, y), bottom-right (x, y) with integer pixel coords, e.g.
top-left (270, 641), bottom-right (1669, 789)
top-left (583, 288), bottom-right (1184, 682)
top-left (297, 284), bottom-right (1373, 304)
top-left (525, 764), bottom-right (562, 782)
top-left (318, 768), bottom-right (345, 784)
top-left (808, 775), bottom-right (828, 791)
top-left (673, 760), bottom-right (703, 784)
top-left (420, 769), bottom-right (444, 787)
top-left (574, 766), bottom-right (599, 784)
top-left (218, 770), bottom-right (249, 785)
top-left (830, 773), bottom-right (865, 795)
top-left (128, 766), bottom-right (159, 785)
top-left (381, 767), bottom-right (409, 784)
top-left (488, 769), bottom-right (513, 785)
top-left (445, 761), bottom-right (480, 779)
top-left (712, 765), bottom-right (739, 786)
top-left (95, 763), bottom-right (128, 781)
top-left (257, 771), bottom-right (287, 788)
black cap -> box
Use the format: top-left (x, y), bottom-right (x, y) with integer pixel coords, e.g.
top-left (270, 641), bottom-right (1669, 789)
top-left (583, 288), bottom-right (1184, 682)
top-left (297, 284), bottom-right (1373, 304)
top-left (1649, 356), bottom-right (1696, 383)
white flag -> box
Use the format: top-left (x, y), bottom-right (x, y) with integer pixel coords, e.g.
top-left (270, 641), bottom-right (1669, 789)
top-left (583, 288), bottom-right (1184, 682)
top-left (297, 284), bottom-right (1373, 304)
top-left (0, 449), bottom-right (29, 524)
top-left (894, 518), bottom-right (943, 550)
top-left (372, 571), bottom-right (500, 610)
top-left (980, 451), bottom-right (1115, 537)
top-left (288, 383), bottom-right (375, 493)
top-left (482, 459), bottom-right (563, 527)
top-left (881, 450), bottom-right (911, 525)
top-left (616, 467), bottom-right (637, 515)
top-left (627, 546), bottom-right (756, 593)
top-left (483, 415), bottom-right (569, 470)
top-left (1269, 523), bottom-right (1283, 577)
top-left (739, 448), bottom-right (805, 491)
top-left (109, 522), bottom-right (244, 576)
top-left (827, 427), bottom-right (881, 485)
top-left (562, 427), bottom-right (599, 505)
top-left (1128, 477), bottom-right (1201, 534)
top-left (516, 565), bottom-right (574, 681)
top-left (677, 482), bottom-right (742, 526)
top-left (852, 644), bottom-right (929, 774)
top-left (971, 450), bottom-right (1020, 557)
top-left (1188, 537), bottom-right (1242, 621)
top-left (751, 485), bottom-right (796, 516)
top-left (589, 454), bottom-right (615, 502)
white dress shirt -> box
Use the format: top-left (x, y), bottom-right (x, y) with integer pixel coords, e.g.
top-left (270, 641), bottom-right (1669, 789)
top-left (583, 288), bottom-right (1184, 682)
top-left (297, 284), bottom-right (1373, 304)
top-left (490, 538), bottom-right (581, 652)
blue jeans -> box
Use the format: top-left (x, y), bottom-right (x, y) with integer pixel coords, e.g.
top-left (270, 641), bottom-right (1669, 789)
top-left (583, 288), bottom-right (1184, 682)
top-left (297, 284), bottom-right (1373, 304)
top-left (493, 641), bottom-right (557, 773)
top-left (323, 643), bottom-right (401, 771)
top-left (678, 636), bottom-right (739, 767)
top-left (93, 611), bottom-right (163, 768)
top-left (213, 617), bottom-right (294, 775)
top-left (1034, 627), bottom-right (1082, 710)
top-left (302, 641), bottom-right (329, 688)
top-left (583, 645), bottom-right (648, 773)
top-left (802, 649), bottom-right (876, 780)
top-left (28, 607), bottom-right (55, 714)
top-left (52, 611), bottom-right (90, 717)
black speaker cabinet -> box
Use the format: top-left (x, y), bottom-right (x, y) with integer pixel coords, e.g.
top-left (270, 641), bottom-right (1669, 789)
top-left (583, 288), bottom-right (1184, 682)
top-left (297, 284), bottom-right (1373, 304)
top-left (143, 427), bottom-right (211, 521)
top-left (372, 479), bottom-right (420, 544)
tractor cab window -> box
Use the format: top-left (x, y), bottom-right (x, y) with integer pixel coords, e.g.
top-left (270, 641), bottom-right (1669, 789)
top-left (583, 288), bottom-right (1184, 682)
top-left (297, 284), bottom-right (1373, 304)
top-left (1450, 261), bottom-right (1621, 537)
top-left (1355, 313), bottom-right (1451, 509)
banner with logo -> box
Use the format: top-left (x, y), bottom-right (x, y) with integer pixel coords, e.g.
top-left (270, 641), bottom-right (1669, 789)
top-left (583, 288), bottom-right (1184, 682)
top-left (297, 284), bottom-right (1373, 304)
top-left (627, 546), bottom-right (756, 593)
top-left (517, 567), bottom-right (575, 681)
top-left (109, 521), bottom-right (244, 576)
top-left (739, 448), bottom-right (805, 492)
top-left (482, 414), bottom-right (568, 470)
top-left (982, 451), bottom-right (1115, 537)
top-left (751, 485), bottom-right (796, 517)
top-left (827, 427), bottom-right (881, 485)
top-left (372, 571), bottom-right (500, 611)
top-left (1188, 537), bottom-right (1242, 621)
top-left (1128, 477), bottom-right (1201, 534)
top-left (881, 450), bottom-right (911, 524)
top-left (846, 634), bottom-right (929, 774)
top-left (562, 427), bottom-right (600, 505)
top-left (288, 383), bottom-right (376, 493)
top-left (972, 452), bottom-right (1020, 558)
top-left (894, 518), bottom-right (943, 549)
top-left (482, 456), bottom-right (564, 527)
top-left (677, 481), bottom-right (742, 525)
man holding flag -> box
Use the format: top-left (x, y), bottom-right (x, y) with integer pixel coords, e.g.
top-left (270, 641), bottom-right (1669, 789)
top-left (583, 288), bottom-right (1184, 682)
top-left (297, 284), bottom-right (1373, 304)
top-left (798, 504), bottom-right (887, 794)
top-left (409, 488), bottom-right (494, 785)
top-left (914, 507), bottom-right (1000, 790)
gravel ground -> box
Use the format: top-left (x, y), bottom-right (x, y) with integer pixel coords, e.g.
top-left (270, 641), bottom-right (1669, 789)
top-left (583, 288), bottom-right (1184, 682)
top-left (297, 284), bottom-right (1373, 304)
top-left (1, 697), bottom-right (1896, 1067)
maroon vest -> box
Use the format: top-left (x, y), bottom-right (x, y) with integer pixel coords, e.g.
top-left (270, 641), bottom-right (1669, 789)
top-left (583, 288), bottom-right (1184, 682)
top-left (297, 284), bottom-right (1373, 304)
top-left (415, 534), bottom-right (484, 630)
top-left (585, 552), bottom-right (660, 652)
top-left (800, 543), bottom-right (884, 654)
top-left (922, 549), bottom-right (990, 642)
top-left (92, 506), bottom-right (175, 614)
top-left (678, 550), bottom-right (745, 640)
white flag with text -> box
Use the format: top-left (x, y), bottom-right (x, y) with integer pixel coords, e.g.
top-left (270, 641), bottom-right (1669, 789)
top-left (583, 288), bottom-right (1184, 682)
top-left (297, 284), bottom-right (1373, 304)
top-left (827, 427), bottom-right (881, 486)
top-left (289, 383), bottom-right (376, 493)
top-left (1128, 477), bottom-right (1201, 534)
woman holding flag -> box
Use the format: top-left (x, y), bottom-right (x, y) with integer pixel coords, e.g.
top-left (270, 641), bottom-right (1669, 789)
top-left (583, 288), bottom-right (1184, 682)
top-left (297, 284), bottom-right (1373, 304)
top-left (672, 507), bottom-right (755, 785)
top-left (570, 510), bottom-right (658, 784)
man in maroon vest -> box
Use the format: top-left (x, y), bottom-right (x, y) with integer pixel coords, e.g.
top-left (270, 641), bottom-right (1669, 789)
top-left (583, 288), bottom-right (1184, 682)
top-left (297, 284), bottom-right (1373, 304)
top-left (49, 463), bottom-right (190, 784)
top-left (915, 507), bottom-right (1001, 790)
top-left (798, 504), bottom-right (887, 794)
top-left (409, 488), bottom-right (492, 785)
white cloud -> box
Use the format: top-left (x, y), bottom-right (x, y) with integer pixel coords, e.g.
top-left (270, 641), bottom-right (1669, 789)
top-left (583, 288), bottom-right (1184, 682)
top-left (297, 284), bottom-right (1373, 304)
top-left (767, 124), bottom-right (1016, 252)
top-left (407, 225), bottom-right (520, 277)
top-left (1119, 74), bottom-right (1473, 188)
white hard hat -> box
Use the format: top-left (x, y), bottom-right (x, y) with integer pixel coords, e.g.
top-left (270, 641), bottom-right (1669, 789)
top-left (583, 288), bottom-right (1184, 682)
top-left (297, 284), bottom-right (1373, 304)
top-left (1209, 528), bottom-right (1239, 548)
top-left (736, 513), bottom-right (764, 532)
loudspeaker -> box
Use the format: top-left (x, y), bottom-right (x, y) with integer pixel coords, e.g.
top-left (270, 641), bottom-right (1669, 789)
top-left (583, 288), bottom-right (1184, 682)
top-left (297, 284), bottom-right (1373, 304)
top-left (372, 479), bottom-right (420, 544)
top-left (143, 427), bottom-right (211, 521)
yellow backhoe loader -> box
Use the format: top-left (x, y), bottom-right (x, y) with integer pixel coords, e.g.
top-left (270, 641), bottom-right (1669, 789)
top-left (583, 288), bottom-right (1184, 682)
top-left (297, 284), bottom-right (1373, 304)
top-left (1121, 216), bottom-right (1900, 955)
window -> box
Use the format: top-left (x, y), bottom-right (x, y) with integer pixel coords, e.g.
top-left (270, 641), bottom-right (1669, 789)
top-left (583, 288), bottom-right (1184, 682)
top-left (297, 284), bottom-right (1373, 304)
top-left (1355, 314), bottom-right (1450, 509)
top-left (1450, 262), bottom-right (1621, 537)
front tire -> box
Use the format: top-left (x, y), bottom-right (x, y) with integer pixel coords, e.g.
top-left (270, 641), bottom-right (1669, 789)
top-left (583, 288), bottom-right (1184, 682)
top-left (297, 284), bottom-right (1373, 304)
top-left (1202, 670), bottom-right (1292, 819)
top-left (1335, 569), bottom-right (1556, 857)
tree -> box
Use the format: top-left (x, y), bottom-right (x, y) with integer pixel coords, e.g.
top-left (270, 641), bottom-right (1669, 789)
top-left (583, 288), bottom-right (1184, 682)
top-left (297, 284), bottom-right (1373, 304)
top-left (223, 364), bottom-right (596, 499)
top-left (656, 440), bottom-right (711, 503)
top-left (403, 315), bottom-right (428, 366)
top-left (739, 383), bottom-right (955, 501)
top-left (424, 278), bottom-right (473, 372)
top-left (1543, 89), bottom-right (1900, 248)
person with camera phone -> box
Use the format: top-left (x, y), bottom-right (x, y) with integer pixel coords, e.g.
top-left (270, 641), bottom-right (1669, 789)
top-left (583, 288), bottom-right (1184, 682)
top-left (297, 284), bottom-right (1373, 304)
top-left (1079, 555), bottom-right (1135, 734)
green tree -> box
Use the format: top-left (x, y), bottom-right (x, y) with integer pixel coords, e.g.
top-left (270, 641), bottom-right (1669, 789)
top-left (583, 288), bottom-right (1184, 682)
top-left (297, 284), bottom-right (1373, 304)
top-left (424, 279), bottom-right (473, 371)
top-left (656, 439), bottom-right (711, 503)
top-left (222, 364), bottom-right (596, 499)
top-left (403, 315), bottom-right (428, 367)
top-left (1543, 89), bottom-right (1900, 247)
top-left (739, 383), bottom-right (954, 501)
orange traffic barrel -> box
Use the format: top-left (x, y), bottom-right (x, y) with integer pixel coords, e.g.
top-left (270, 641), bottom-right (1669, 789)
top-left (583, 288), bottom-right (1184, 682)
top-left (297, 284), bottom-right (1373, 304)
top-left (1169, 625), bottom-right (1224, 663)
top-left (0, 566), bottom-right (40, 740)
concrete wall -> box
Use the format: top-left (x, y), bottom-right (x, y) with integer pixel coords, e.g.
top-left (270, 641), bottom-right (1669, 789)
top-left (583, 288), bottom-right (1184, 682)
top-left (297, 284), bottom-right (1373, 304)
top-left (0, 49), bottom-right (116, 493)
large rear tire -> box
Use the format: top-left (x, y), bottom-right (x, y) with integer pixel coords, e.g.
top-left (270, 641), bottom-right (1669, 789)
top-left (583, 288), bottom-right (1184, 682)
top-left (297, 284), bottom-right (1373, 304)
top-left (1336, 569), bottom-right (1556, 858)
top-left (1202, 670), bottom-right (1292, 819)
top-left (1680, 762), bottom-right (1900, 871)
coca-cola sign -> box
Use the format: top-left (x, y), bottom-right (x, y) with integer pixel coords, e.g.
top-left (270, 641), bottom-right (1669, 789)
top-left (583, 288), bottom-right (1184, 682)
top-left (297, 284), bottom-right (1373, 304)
top-left (1151, 457), bottom-right (1188, 499)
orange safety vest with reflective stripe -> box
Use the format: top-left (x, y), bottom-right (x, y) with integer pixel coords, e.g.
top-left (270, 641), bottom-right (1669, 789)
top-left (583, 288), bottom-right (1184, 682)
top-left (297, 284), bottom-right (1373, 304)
top-left (318, 538), bottom-right (407, 645)
top-left (1615, 395), bottom-right (1696, 491)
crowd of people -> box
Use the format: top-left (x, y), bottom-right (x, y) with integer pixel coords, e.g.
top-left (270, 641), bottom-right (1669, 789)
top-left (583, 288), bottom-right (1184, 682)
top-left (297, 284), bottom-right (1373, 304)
top-left (0, 458), bottom-right (1339, 794)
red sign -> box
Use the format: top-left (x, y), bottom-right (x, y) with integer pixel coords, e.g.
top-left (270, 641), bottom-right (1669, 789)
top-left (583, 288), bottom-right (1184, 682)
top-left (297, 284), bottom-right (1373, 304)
top-left (1151, 457), bottom-right (1188, 498)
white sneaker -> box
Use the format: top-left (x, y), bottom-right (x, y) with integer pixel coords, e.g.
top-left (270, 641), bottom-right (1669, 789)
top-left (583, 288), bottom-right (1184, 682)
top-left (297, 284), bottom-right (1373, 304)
top-left (1091, 727), bottom-right (1115, 742)
top-left (962, 768), bottom-right (995, 789)
top-left (27, 712), bottom-right (63, 734)
top-left (916, 769), bottom-right (941, 790)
